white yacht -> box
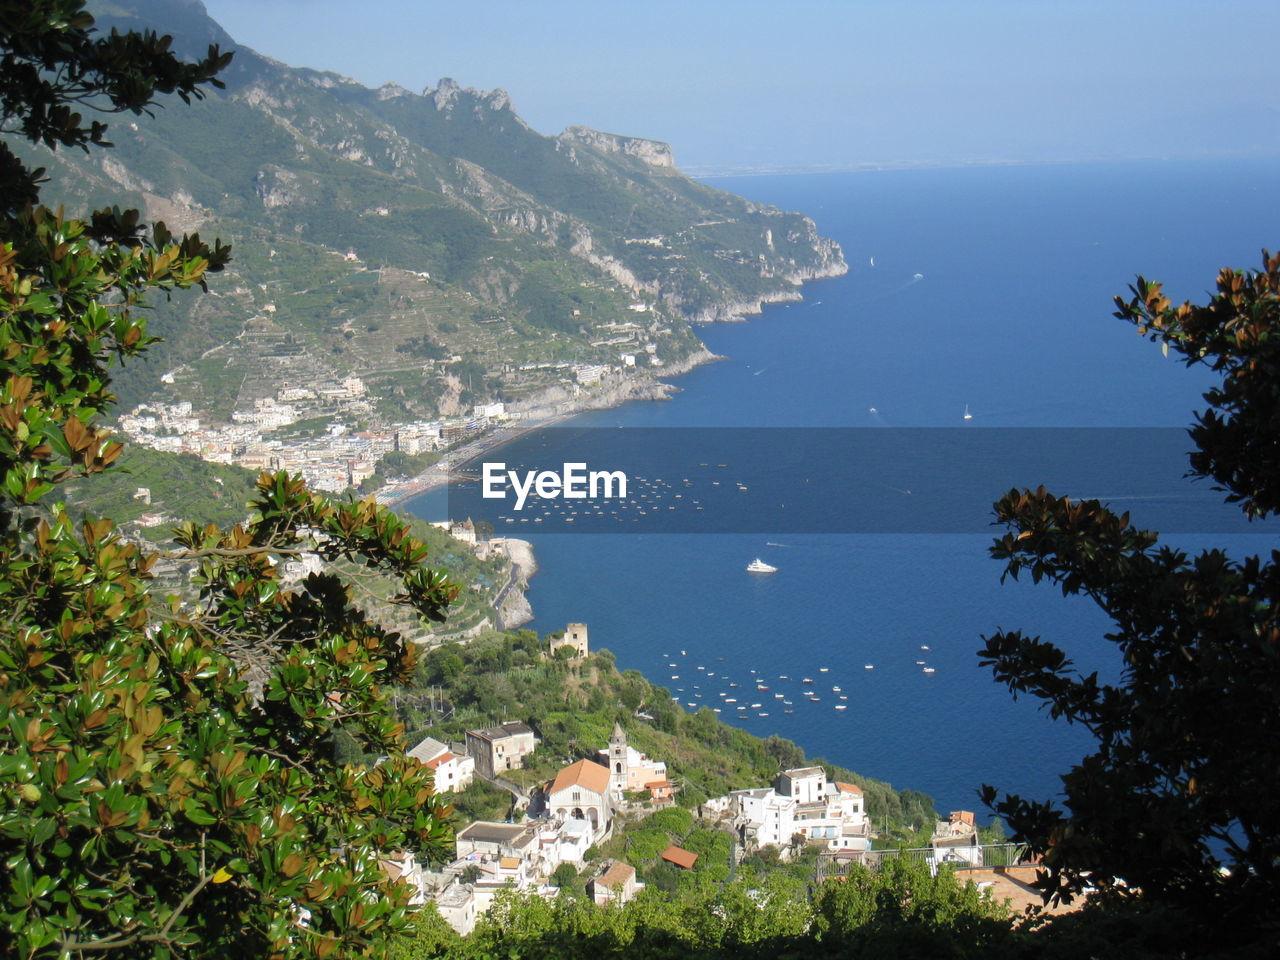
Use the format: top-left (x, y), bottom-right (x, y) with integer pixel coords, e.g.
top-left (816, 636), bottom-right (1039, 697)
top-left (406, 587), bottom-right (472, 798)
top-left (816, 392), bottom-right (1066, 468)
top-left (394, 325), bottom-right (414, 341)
top-left (746, 558), bottom-right (778, 573)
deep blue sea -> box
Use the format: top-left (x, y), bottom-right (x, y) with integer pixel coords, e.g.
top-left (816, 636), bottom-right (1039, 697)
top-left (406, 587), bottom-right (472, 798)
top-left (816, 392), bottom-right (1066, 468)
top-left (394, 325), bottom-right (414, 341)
top-left (410, 158), bottom-right (1280, 816)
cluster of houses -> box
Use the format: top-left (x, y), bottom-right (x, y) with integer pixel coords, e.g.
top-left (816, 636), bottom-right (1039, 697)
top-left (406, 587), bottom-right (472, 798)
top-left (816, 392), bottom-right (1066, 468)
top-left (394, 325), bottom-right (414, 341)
top-left (384, 622), bottom-right (993, 937)
top-left (116, 389), bottom-right (511, 493)
top-left (710, 766), bottom-right (873, 859)
top-left (395, 710), bottom-right (674, 934)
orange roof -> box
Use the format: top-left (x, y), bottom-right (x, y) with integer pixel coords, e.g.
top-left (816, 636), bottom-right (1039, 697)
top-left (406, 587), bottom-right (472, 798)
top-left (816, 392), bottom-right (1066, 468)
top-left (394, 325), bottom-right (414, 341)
top-left (835, 781), bottom-right (863, 795)
top-left (597, 860), bottom-right (636, 888)
top-left (550, 759), bottom-right (610, 796)
top-left (644, 779), bottom-right (672, 789)
top-left (499, 857), bottom-right (520, 870)
top-left (661, 845), bottom-right (698, 870)
top-left (425, 752), bottom-right (456, 769)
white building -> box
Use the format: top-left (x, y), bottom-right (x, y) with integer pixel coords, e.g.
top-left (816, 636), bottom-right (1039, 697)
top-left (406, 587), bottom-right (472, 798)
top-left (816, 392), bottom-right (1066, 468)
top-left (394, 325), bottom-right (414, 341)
top-left (932, 810), bottom-right (982, 866)
top-left (547, 759), bottom-right (614, 840)
top-left (422, 750), bottom-right (475, 794)
top-left (433, 883), bottom-right (477, 936)
top-left (731, 767), bottom-right (870, 856)
top-left (731, 787), bottom-right (799, 850)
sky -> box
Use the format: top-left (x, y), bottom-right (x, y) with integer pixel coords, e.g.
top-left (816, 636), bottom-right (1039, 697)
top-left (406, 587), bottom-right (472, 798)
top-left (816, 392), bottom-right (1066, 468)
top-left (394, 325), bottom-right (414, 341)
top-left (200, 0), bottom-right (1280, 173)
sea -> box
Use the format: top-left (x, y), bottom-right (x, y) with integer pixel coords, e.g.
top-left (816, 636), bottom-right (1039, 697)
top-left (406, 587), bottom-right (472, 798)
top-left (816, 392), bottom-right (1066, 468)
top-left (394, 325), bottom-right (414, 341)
top-left (409, 157), bottom-right (1280, 817)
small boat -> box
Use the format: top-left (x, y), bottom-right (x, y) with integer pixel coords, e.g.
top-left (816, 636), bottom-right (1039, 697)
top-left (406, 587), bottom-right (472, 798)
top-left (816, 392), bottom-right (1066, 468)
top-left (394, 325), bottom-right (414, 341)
top-left (963, 404), bottom-right (973, 421)
top-left (922, 667), bottom-right (936, 674)
top-left (747, 558), bottom-right (778, 574)
top-left (832, 685), bottom-right (842, 692)
top-left (920, 645), bottom-right (930, 651)
top-left (864, 664), bottom-right (875, 670)
top-left (819, 667), bottom-right (829, 673)
top-left (835, 705), bottom-right (847, 711)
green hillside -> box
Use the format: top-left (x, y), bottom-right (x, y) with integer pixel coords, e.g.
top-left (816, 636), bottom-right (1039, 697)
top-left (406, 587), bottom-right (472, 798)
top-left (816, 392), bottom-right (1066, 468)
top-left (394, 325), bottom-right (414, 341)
top-left (30, 1), bottom-right (846, 422)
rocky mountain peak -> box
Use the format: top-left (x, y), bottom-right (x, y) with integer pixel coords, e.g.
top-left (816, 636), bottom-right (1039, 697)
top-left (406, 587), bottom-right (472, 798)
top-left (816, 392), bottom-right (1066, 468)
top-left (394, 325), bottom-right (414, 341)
top-left (559, 126), bottom-right (676, 169)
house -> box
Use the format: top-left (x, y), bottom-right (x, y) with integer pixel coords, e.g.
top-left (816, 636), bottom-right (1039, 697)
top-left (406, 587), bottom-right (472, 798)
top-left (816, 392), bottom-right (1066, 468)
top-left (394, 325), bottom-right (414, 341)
top-left (932, 810), bottom-right (982, 866)
top-left (660, 845), bottom-right (698, 870)
top-left (775, 767), bottom-right (829, 803)
top-left (406, 735), bottom-right (450, 765)
top-left (547, 759), bottom-right (614, 840)
top-left (830, 782), bottom-right (866, 820)
top-left (731, 786), bottom-right (798, 849)
top-left (465, 721), bottom-right (539, 779)
top-left (644, 779), bottom-right (674, 803)
top-left (590, 860), bottom-right (644, 905)
top-left (378, 851), bottom-right (427, 906)
top-left (730, 767), bottom-right (870, 857)
top-left (423, 750), bottom-right (475, 793)
top-left (548, 818), bottom-right (594, 867)
top-left (433, 883), bottom-right (477, 936)
top-left (454, 821), bottom-right (541, 865)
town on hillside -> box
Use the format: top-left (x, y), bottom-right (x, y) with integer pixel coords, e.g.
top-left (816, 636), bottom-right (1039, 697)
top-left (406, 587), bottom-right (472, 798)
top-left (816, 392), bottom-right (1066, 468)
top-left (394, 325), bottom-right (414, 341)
top-left (384, 623), bottom-right (1034, 935)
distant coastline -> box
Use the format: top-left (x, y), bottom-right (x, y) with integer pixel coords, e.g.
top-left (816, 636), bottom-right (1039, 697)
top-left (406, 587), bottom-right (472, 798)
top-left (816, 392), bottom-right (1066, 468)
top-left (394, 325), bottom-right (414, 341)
top-left (685, 151), bottom-right (1272, 180)
top-left (378, 346), bottom-right (725, 508)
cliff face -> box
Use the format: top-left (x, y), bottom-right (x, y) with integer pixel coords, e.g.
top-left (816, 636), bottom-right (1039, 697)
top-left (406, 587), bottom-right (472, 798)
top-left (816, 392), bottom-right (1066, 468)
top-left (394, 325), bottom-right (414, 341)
top-left (73, 1), bottom-right (846, 419)
top-left (559, 127), bottom-right (677, 169)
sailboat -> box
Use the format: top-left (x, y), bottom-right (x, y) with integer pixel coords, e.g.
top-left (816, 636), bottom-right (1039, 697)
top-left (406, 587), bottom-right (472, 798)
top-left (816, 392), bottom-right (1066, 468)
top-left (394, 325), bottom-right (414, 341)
top-left (963, 404), bottom-right (973, 421)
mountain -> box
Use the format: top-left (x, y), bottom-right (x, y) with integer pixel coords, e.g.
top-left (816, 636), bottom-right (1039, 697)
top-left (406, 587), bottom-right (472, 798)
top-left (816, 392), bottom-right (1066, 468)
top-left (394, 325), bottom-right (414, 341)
top-left (38, 1), bottom-right (846, 421)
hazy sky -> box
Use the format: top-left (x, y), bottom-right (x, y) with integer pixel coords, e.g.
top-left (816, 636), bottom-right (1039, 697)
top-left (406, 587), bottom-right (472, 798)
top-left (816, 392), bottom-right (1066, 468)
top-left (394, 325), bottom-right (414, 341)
top-left (202, 0), bottom-right (1280, 172)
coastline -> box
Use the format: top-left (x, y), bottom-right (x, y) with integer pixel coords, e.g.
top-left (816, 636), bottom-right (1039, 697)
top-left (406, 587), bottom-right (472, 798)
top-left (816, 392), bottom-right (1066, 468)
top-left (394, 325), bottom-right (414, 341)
top-left (376, 346), bottom-right (722, 508)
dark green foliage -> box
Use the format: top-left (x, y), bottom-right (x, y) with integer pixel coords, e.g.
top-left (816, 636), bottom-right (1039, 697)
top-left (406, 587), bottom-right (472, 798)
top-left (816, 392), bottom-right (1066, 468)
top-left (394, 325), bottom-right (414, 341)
top-left (812, 857), bottom-right (1015, 957)
top-left (448, 778), bottom-right (511, 824)
top-left (550, 863), bottom-right (579, 890)
top-left (0, 5), bottom-right (459, 956)
top-left (393, 860), bottom-right (1010, 959)
top-left (980, 252), bottom-right (1280, 950)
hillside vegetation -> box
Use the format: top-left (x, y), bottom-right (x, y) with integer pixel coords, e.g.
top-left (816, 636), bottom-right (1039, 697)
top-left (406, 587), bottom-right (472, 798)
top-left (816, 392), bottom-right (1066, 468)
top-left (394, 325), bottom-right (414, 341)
top-left (33, 1), bottom-right (846, 423)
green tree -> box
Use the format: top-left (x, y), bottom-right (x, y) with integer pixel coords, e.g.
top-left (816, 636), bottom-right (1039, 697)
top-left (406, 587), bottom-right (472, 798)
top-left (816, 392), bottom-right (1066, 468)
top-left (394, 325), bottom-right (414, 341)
top-left (979, 252), bottom-right (1280, 950)
top-left (0, 4), bottom-right (457, 957)
top-left (812, 857), bottom-right (1013, 957)
top-left (550, 862), bottom-right (578, 890)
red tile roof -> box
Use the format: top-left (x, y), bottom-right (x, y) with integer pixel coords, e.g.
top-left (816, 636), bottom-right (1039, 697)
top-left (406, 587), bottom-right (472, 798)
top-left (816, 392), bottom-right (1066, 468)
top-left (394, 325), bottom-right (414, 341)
top-left (550, 758), bottom-right (610, 796)
top-left (835, 781), bottom-right (864, 795)
top-left (596, 860), bottom-right (636, 888)
top-left (661, 845), bottom-right (698, 870)
top-left (425, 752), bottom-right (455, 769)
